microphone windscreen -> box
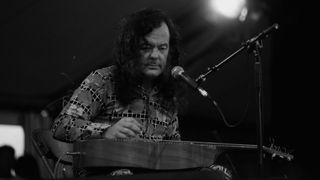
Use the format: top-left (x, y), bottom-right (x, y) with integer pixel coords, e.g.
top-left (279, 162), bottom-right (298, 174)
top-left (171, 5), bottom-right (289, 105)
top-left (171, 66), bottom-right (184, 79)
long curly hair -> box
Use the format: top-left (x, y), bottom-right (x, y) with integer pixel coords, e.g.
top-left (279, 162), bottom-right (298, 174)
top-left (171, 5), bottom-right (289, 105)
top-left (113, 8), bottom-right (186, 112)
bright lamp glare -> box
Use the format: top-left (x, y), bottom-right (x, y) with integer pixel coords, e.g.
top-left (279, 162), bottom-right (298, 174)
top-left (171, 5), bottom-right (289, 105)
top-left (210, 0), bottom-right (246, 19)
top-left (0, 125), bottom-right (25, 158)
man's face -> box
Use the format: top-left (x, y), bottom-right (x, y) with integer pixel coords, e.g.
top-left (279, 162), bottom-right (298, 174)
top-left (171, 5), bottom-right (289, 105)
top-left (138, 22), bottom-right (170, 80)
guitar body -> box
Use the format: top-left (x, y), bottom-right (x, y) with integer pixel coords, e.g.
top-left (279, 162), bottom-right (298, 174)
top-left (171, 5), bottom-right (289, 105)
top-left (73, 139), bottom-right (221, 170)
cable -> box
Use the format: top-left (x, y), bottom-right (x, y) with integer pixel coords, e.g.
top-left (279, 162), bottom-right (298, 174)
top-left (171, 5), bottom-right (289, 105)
top-left (206, 95), bottom-right (241, 128)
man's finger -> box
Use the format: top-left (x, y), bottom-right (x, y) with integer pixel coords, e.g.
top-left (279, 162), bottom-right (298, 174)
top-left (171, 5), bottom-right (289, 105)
top-left (115, 131), bottom-right (128, 139)
top-left (120, 127), bottom-right (136, 137)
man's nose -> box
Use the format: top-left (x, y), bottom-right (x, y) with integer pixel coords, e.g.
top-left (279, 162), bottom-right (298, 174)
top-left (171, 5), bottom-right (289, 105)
top-left (150, 48), bottom-right (160, 58)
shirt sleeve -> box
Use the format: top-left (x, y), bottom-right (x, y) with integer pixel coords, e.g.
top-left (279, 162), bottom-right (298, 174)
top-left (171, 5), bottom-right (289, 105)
top-left (51, 69), bottom-right (111, 142)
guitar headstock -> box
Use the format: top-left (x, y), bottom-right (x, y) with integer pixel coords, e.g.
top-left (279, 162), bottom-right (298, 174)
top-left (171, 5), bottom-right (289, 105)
top-left (262, 140), bottom-right (294, 161)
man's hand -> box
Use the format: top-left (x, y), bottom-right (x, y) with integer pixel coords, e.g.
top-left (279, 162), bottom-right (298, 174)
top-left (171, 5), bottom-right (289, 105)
top-left (103, 117), bottom-right (142, 139)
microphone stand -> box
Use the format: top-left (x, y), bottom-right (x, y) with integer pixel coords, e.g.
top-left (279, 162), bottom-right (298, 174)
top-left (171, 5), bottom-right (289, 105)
top-left (196, 23), bottom-right (279, 180)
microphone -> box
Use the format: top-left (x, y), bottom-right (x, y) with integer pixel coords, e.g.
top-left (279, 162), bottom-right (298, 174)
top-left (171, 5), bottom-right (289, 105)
top-left (171, 66), bottom-right (209, 97)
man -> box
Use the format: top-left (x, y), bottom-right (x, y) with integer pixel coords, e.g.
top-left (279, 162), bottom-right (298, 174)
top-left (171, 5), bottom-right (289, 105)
top-left (51, 8), bottom-right (185, 143)
top-left (51, 8), bottom-right (231, 180)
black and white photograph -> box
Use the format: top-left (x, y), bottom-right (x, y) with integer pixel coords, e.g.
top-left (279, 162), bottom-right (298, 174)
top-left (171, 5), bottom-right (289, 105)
top-left (0, 1), bottom-right (312, 180)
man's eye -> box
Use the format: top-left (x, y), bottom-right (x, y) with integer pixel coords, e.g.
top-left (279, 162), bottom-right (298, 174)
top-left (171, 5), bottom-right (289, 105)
top-left (159, 45), bottom-right (168, 50)
top-left (140, 44), bottom-right (152, 50)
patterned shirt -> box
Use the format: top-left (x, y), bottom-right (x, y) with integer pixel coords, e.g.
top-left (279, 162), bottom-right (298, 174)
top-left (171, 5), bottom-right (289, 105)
top-left (51, 66), bottom-right (181, 142)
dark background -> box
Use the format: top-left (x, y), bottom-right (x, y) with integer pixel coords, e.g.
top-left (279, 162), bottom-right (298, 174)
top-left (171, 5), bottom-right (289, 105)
top-left (0, 0), bottom-right (314, 179)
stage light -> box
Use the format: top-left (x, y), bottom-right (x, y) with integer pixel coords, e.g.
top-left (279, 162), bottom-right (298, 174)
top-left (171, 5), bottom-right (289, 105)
top-left (209, 0), bottom-right (247, 19)
top-left (239, 7), bottom-right (248, 22)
